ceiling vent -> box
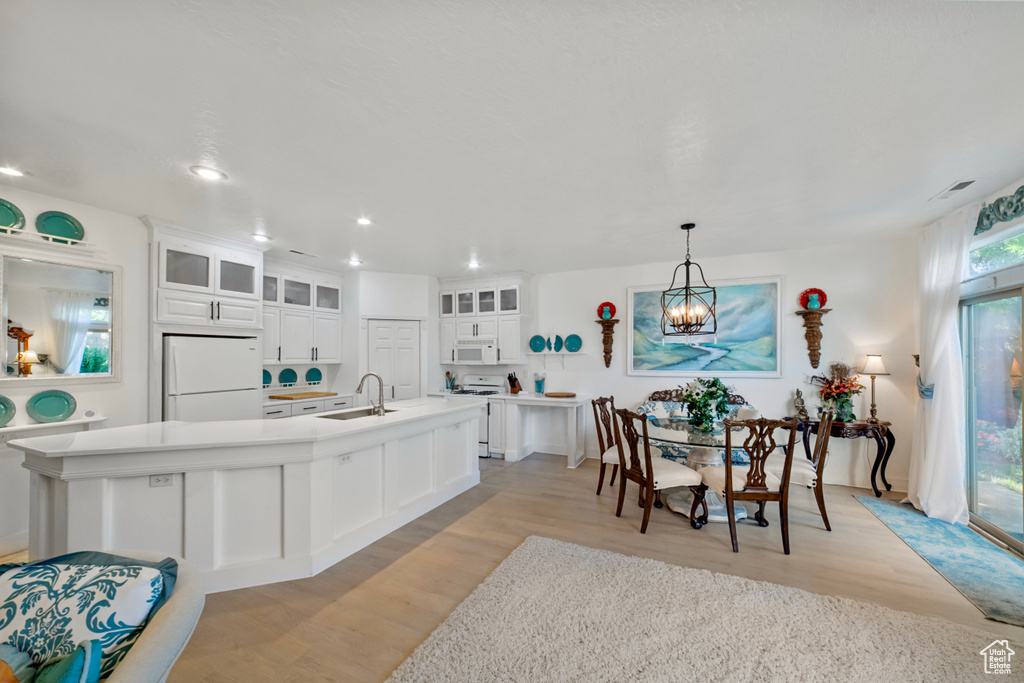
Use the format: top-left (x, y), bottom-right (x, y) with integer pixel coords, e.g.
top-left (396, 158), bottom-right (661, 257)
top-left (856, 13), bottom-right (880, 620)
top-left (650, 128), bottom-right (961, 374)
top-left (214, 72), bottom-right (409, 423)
top-left (288, 249), bottom-right (317, 257)
top-left (931, 180), bottom-right (976, 201)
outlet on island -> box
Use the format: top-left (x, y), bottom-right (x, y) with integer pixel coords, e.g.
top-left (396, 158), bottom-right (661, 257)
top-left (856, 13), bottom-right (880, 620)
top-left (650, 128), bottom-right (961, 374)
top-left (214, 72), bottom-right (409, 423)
top-left (149, 474), bottom-right (174, 488)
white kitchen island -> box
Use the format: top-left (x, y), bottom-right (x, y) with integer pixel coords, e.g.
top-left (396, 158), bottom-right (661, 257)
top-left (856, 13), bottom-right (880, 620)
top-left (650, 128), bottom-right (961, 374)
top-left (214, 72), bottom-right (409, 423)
top-left (9, 397), bottom-right (483, 593)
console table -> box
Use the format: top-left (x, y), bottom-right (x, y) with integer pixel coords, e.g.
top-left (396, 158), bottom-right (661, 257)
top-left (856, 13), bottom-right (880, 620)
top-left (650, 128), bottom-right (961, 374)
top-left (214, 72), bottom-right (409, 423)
top-left (795, 419), bottom-right (895, 497)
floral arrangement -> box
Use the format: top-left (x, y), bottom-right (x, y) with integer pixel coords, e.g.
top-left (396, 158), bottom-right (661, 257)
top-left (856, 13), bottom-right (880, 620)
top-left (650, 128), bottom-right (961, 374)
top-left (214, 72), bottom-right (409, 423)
top-left (679, 378), bottom-right (732, 433)
top-left (809, 361), bottom-right (864, 422)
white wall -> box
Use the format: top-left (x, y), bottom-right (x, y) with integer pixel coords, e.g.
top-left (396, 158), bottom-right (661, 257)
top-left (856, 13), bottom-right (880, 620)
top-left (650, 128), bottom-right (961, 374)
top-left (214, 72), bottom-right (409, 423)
top-left (0, 184), bottom-right (149, 554)
top-left (523, 236), bottom-right (919, 491)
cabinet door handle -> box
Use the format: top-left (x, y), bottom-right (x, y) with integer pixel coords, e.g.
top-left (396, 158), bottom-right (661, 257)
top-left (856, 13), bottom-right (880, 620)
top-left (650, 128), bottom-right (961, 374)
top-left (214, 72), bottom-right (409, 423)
top-left (315, 347), bottom-right (318, 361)
top-left (278, 346), bottom-right (281, 362)
top-left (498, 348), bottom-right (501, 361)
top-left (210, 302), bottom-right (215, 320)
top-left (311, 348), bottom-right (315, 361)
top-left (392, 386), bottom-right (395, 399)
top-left (216, 301), bottom-right (221, 320)
top-left (452, 349), bottom-right (455, 361)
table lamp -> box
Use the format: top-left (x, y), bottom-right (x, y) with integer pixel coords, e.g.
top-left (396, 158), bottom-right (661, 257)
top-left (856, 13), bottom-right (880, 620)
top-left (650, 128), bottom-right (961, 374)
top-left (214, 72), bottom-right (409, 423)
top-left (860, 355), bottom-right (889, 423)
top-left (17, 350), bottom-right (40, 377)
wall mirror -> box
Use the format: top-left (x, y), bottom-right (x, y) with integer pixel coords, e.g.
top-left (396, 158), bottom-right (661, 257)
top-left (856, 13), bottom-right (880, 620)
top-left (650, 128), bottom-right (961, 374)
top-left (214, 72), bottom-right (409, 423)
top-left (1, 255), bottom-right (121, 384)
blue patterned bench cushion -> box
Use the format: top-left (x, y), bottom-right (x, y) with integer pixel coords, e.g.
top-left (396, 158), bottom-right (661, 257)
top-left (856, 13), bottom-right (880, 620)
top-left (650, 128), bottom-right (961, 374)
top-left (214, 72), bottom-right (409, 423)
top-left (0, 551), bottom-right (177, 680)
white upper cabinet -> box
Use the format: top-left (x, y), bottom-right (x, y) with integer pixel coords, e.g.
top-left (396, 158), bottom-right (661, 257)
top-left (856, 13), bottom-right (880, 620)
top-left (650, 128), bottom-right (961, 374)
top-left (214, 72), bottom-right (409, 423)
top-left (456, 290), bottom-right (475, 316)
top-left (281, 275), bottom-right (313, 309)
top-left (263, 273), bottom-right (282, 305)
top-left (280, 310), bottom-right (315, 363)
top-left (159, 238), bottom-right (215, 293)
top-left (497, 316), bottom-right (521, 364)
top-left (476, 288), bottom-right (498, 315)
top-left (314, 279), bottom-right (342, 313)
top-left (498, 285), bottom-right (520, 315)
top-left (439, 291), bottom-right (455, 318)
top-left (156, 290), bottom-right (260, 328)
top-left (476, 316), bottom-right (498, 339)
top-left (214, 249), bottom-right (260, 300)
top-left (313, 314), bottom-right (342, 362)
top-left (262, 308), bottom-right (281, 363)
top-left (440, 319), bottom-right (456, 363)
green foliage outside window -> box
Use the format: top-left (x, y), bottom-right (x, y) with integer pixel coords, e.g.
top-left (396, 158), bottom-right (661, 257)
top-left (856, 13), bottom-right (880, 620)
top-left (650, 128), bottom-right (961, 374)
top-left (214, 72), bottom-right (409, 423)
top-left (80, 347), bottom-right (109, 374)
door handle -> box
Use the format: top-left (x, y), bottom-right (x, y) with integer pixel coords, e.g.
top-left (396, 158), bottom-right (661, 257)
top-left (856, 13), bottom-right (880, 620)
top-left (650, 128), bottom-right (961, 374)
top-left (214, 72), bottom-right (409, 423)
top-left (311, 347), bottom-right (315, 361)
top-left (210, 302), bottom-right (215, 320)
top-left (392, 386), bottom-right (395, 399)
top-left (315, 347), bottom-right (318, 361)
top-left (278, 346), bottom-right (281, 362)
top-left (216, 301), bottom-right (221, 320)
top-left (452, 349), bottom-right (455, 361)
top-left (498, 348), bottom-right (501, 361)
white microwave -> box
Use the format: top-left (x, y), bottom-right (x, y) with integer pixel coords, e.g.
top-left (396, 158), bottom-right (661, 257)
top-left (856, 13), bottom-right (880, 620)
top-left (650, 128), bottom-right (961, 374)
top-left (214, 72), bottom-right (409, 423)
top-left (456, 339), bottom-right (497, 365)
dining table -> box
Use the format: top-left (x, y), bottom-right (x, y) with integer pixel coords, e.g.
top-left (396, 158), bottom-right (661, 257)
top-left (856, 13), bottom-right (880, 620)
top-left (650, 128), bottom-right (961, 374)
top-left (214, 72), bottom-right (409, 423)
top-left (646, 416), bottom-right (748, 523)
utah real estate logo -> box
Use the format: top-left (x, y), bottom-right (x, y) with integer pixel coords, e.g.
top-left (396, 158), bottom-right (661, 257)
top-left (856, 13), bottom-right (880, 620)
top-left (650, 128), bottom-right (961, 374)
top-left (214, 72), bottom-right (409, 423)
top-left (980, 640), bottom-right (1014, 675)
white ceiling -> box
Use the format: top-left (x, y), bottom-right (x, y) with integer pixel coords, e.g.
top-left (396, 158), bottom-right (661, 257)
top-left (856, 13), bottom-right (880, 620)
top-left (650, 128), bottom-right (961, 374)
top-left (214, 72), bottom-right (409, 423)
top-left (2, 0), bottom-right (1024, 277)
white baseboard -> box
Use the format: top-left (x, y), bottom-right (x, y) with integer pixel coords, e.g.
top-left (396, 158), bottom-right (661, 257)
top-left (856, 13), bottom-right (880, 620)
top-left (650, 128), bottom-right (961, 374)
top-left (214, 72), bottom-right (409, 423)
top-left (0, 531), bottom-right (28, 557)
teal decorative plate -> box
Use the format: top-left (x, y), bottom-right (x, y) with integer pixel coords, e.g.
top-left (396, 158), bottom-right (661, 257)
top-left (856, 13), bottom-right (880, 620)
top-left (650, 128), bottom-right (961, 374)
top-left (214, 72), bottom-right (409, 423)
top-left (279, 368), bottom-right (298, 385)
top-left (36, 211), bottom-right (85, 244)
top-left (0, 395), bottom-right (15, 427)
top-left (0, 199), bottom-right (25, 234)
top-left (26, 390), bottom-right (76, 423)
top-left (529, 335), bottom-right (546, 353)
top-left (263, 369), bottom-right (272, 387)
top-left (565, 334), bottom-right (582, 352)
top-left (554, 335), bottom-right (564, 352)
top-left (546, 337), bottom-right (552, 351)
top-left (306, 367), bottom-right (322, 383)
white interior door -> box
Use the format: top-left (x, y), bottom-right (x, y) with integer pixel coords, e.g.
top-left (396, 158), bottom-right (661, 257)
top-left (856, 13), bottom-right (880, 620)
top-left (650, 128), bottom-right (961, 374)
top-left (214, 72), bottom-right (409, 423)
top-left (368, 319), bottom-right (421, 402)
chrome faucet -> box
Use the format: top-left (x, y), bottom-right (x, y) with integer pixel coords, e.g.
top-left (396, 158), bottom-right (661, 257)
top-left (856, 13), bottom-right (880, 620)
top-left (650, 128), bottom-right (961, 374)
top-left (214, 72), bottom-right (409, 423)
top-left (355, 372), bottom-right (386, 416)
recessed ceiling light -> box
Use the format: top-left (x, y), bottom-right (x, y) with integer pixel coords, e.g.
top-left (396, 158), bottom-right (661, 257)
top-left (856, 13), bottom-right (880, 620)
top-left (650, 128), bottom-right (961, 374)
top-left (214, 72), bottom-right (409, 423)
top-left (0, 167), bottom-right (25, 177)
top-left (468, 260), bottom-right (480, 269)
top-left (349, 256), bottom-right (362, 266)
top-left (357, 217), bottom-right (372, 226)
top-left (251, 233), bottom-right (271, 242)
top-left (189, 165), bottom-right (228, 181)
top-left (20, 258), bottom-right (32, 262)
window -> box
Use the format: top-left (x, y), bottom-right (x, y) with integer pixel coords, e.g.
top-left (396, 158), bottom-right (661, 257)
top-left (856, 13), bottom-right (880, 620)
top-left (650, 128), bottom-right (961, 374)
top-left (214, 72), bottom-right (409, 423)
top-left (969, 223), bottom-right (1024, 278)
top-left (79, 299), bottom-right (111, 374)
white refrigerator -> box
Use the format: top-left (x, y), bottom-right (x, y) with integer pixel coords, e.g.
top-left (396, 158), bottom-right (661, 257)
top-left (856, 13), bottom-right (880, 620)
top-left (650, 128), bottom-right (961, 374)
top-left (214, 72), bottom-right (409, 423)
top-left (163, 336), bottom-right (262, 422)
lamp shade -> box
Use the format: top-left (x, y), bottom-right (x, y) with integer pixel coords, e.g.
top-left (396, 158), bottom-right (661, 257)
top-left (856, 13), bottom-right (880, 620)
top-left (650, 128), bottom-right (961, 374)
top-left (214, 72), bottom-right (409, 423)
top-left (861, 354), bottom-right (889, 376)
top-left (18, 351), bottom-right (40, 364)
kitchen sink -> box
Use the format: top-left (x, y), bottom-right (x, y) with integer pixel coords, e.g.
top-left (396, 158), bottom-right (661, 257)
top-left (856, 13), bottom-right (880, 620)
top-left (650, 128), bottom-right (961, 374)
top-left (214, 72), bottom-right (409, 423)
top-left (317, 407), bottom-right (398, 421)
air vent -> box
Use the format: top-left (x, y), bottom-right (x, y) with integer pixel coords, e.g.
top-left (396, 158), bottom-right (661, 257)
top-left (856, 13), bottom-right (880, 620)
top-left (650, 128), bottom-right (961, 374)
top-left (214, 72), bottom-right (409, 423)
top-left (288, 249), bottom-right (317, 257)
top-left (931, 180), bottom-right (977, 201)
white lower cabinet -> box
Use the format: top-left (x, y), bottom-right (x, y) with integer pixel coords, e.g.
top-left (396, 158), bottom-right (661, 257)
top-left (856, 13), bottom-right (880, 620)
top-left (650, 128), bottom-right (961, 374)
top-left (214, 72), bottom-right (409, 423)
top-left (488, 399), bottom-right (504, 453)
top-left (156, 290), bottom-right (261, 328)
top-left (262, 404), bottom-right (292, 419)
top-left (292, 400), bottom-right (324, 415)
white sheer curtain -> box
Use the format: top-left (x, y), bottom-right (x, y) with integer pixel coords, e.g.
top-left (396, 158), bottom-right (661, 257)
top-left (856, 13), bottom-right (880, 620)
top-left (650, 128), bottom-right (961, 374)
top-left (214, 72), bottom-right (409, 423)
top-left (905, 204), bottom-right (978, 524)
top-left (45, 289), bottom-right (95, 374)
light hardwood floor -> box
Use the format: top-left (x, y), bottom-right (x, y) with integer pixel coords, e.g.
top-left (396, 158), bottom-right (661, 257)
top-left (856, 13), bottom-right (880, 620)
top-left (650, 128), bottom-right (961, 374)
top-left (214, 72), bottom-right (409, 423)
top-left (9, 454), bottom-right (1022, 682)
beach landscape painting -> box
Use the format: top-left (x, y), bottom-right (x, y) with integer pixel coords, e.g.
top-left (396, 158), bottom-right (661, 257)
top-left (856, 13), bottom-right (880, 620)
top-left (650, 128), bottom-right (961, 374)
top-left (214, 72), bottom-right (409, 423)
top-left (627, 278), bottom-right (781, 377)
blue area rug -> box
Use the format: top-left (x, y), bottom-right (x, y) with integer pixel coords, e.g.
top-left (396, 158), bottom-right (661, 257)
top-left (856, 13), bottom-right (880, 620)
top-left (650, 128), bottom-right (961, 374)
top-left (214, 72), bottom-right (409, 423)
top-left (856, 496), bottom-right (1024, 627)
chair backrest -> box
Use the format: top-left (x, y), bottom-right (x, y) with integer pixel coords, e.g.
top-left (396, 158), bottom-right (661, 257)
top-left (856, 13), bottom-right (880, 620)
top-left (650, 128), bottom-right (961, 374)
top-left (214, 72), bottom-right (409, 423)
top-left (809, 409), bottom-right (835, 469)
top-left (613, 408), bottom-right (655, 485)
top-left (723, 417), bottom-right (799, 492)
top-left (592, 396), bottom-right (617, 453)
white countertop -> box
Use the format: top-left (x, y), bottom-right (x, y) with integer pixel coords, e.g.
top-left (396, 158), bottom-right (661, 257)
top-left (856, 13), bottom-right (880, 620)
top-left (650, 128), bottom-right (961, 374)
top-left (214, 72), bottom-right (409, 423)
top-left (9, 397), bottom-right (480, 458)
top-left (428, 390), bottom-right (586, 405)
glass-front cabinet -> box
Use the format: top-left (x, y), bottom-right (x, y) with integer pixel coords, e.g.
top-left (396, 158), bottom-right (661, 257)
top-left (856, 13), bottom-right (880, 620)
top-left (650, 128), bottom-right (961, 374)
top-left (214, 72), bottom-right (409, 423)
top-left (440, 291), bottom-right (455, 318)
top-left (498, 284), bottom-right (520, 314)
top-left (159, 238), bottom-right (259, 300)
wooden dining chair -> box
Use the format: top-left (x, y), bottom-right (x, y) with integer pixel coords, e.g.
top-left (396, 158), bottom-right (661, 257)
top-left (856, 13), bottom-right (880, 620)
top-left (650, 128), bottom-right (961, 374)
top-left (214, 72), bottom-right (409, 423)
top-left (698, 417), bottom-right (799, 553)
top-left (612, 408), bottom-right (704, 533)
top-left (767, 409), bottom-right (836, 530)
top-left (592, 396), bottom-right (620, 495)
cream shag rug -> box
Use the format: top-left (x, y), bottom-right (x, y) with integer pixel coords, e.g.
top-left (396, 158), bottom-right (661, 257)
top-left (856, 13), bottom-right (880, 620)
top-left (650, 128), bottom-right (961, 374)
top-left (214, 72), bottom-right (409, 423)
top-left (387, 536), bottom-right (1001, 682)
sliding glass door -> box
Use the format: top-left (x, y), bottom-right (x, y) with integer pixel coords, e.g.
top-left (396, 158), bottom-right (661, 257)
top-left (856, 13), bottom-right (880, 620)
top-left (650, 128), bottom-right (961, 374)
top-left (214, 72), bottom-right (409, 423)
top-left (962, 290), bottom-right (1024, 552)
